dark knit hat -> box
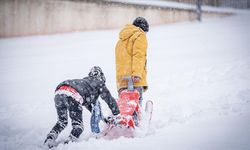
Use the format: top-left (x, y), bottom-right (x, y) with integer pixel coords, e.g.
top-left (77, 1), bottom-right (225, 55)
top-left (88, 66), bottom-right (106, 83)
top-left (133, 17), bottom-right (149, 32)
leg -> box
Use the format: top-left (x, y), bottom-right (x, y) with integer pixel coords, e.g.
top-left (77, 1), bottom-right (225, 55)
top-left (68, 97), bottom-right (83, 141)
top-left (45, 94), bottom-right (69, 147)
top-left (135, 86), bottom-right (143, 106)
top-left (134, 87), bottom-right (144, 126)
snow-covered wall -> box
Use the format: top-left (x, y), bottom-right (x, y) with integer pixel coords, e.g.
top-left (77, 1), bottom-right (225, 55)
top-left (0, 0), bottom-right (230, 38)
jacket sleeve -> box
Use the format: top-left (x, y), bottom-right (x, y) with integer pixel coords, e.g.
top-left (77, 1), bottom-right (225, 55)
top-left (132, 33), bottom-right (148, 78)
top-left (100, 85), bottom-right (120, 115)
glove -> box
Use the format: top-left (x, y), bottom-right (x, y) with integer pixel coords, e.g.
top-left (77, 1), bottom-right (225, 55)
top-left (104, 116), bottom-right (113, 124)
top-left (113, 114), bottom-right (123, 125)
top-left (132, 76), bottom-right (141, 83)
top-left (104, 114), bottom-right (122, 125)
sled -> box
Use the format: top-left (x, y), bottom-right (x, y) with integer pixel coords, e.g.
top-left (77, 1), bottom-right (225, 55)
top-left (93, 76), bottom-right (153, 138)
top-left (116, 76), bottom-right (141, 128)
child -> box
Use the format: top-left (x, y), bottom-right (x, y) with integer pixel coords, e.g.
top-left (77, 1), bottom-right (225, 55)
top-left (44, 66), bottom-right (120, 148)
top-left (115, 17), bottom-right (149, 126)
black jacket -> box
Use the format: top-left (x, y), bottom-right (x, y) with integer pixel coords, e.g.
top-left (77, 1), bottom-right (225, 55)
top-left (56, 76), bottom-right (120, 115)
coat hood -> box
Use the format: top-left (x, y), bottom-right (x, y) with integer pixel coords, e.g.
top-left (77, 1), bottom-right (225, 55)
top-left (119, 24), bottom-right (143, 41)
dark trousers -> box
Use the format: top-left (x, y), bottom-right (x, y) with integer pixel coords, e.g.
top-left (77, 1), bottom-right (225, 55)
top-left (47, 94), bottom-right (83, 140)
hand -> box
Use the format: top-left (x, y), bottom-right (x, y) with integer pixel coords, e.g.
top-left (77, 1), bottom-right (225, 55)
top-left (132, 76), bottom-right (141, 83)
top-left (104, 114), bottom-right (122, 125)
top-left (104, 116), bottom-right (114, 124)
top-left (113, 114), bottom-right (123, 125)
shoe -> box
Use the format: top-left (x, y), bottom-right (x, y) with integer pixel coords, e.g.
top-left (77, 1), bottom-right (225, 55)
top-left (44, 136), bottom-right (55, 149)
top-left (64, 134), bottom-right (77, 144)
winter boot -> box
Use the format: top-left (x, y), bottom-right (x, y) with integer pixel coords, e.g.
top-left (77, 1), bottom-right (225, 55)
top-left (64, 134), bottom-right (77, 144)
top-left (44, 135), bottom-right (56, 149)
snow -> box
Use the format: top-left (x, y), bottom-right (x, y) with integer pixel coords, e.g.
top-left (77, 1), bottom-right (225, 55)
top-left (1, 10), bottom-right (250, 150)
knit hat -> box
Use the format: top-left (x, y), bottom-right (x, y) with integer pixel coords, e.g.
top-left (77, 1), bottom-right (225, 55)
top-left (133, 17), bottom-right (149, 32)
top-left (88, 66), bottom-right (106, 83)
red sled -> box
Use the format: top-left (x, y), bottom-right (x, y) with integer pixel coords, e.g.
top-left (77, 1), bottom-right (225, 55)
top-left (117, 88), bottom-right (140, 128)
top-left (98, 76), bottom-right (153, 139)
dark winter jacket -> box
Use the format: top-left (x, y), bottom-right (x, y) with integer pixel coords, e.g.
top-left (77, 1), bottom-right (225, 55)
top-left (55, 76), bottom-right (120, 116)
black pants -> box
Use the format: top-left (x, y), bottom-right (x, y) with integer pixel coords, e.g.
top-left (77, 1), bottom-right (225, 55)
top-left (47, 94), bottom-right (83, 140)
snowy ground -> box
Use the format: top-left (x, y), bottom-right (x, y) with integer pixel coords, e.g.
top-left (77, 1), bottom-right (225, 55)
top-left (0, 10), bottom-right (250, 150)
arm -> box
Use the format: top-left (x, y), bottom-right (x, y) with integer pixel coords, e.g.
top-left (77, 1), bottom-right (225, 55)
top-left (132, 33), bottom-right (148, 79)
top-left (100, 86), bottom-right (120, 115)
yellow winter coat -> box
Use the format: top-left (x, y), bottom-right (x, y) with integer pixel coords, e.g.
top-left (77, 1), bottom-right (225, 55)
top-left (115, 24), bottom-right (148, 91)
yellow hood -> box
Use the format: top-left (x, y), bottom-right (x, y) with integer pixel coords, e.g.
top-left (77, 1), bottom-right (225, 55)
top-left (119, 24), bottom-right (144, 41)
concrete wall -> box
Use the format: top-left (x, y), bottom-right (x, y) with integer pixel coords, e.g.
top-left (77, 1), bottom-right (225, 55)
top-left (162, 0), bottom-right (216, 5)
top-left (0, 0), bottom-right (230, 38)
top-left (163, 0), bottom-right (250, 8)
